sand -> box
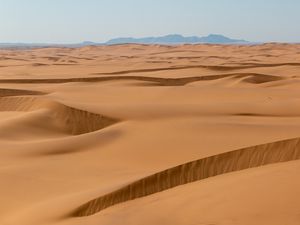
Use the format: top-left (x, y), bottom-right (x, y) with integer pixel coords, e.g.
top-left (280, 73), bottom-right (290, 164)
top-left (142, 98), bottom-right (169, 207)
top-left (0, 43), bottom-right (300, 225)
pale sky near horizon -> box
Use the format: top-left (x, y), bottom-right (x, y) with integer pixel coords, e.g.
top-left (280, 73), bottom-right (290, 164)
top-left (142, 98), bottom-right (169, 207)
top-left (0, 0), bottom-right (299, 43)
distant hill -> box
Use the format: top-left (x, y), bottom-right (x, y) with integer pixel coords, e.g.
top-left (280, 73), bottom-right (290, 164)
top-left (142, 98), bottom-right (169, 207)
top-left (0, 34), bottom-right (248, 48)
top-left (105, 34), bottom-right (248, 45)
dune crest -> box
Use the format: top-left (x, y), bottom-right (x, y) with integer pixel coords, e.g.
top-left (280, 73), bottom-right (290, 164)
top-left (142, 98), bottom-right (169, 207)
top-left (0, 73), bottom-right (284, 86)
top-left (0, 88), bottom-right (44, 97)
top-left (71, 137), bottom-right (300, 217)
top-left (0, 96), bottom-right (119, 135)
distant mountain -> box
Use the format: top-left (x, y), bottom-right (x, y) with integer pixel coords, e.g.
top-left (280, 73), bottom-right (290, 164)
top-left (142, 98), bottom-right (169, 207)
top-left (105, 34), bottom-right (248, 45)
top-left (0, 42), bottom-right (91, 49)
top-left (0, 34), bottom-right (249, 48)
top-left (0, 43), bottom-right (74, 48)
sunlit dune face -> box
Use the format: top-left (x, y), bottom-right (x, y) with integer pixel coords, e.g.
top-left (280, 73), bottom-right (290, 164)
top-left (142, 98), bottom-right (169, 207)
top-left (0, 44), bottom-right (300, 225)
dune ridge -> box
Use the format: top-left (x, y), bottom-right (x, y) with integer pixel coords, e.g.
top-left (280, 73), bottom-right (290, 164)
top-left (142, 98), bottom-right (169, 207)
top-left (92, 62), bottom-right (300, 74)
top-left (0, 96), bottom-right (118, 135)
top-left (71, 137), bottom-right (300, 217)
top-left (0, 73), bottom-right (283, 85)
top-left (0, 88), bottom-right (44, 97)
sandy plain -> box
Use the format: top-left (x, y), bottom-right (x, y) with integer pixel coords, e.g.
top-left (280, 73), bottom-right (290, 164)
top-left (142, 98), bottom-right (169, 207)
top-left (0, 43), bottom-right (300, 225)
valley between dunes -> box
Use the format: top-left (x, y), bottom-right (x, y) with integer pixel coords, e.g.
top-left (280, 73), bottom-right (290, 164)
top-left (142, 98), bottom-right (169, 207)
top-left (0, 43), bottom-right (300, 225)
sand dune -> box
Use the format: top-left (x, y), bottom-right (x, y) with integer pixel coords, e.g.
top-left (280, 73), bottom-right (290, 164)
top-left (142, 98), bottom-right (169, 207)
top-left (0, 73), bottom-right (284, 86)
top-left (0, 88), bottom-right (44, 97)
top-left (72, 137), bottom-right (300, 217)
top-left (0, 44), bottom-right (300, 225)
top-left (0, 96), bottom-right (118, 136)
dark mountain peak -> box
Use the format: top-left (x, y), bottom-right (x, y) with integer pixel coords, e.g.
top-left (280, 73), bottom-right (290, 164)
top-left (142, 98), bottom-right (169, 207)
top-left (163, 34), bottom-right (184, 38)
top-left (81, 41), bottom-right (97, 45)
top-left (207, 34), bottom-right (226, 38)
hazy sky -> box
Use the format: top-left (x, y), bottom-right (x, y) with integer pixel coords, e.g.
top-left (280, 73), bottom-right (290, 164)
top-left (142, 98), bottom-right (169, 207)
top-left (0, 0), bottom-right (300, 43)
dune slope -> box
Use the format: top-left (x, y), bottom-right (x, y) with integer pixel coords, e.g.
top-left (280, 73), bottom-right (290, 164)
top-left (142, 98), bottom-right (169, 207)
top-left (0, 43), bottom-right (300, 225)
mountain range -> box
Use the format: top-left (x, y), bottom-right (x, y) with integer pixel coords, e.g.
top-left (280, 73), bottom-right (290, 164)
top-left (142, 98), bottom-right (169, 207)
top-left (105, 34), bottom-right (247, 45)
top-left (0, 34), bottom-right (248, 48)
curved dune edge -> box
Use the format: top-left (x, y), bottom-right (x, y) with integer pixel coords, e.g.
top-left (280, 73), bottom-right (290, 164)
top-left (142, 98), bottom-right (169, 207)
top-left (0, 88), bottom-right (44, 97)
top-left (71, 137), bottom-right (300, 217)
top-left (92, 62), bottom-right (300, 74)
top-left (0, 73), bottom-right (283, 85)
top-left (0, 96), bottom-right (119, 135)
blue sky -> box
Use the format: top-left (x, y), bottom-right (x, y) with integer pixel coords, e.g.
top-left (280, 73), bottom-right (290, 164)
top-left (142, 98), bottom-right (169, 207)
top-left (0, 0), bottom-right (299, 43)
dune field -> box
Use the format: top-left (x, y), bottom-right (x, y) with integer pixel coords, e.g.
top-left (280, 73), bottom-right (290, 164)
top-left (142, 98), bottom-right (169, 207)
top-left (0, 43), bottom-right (300, 225)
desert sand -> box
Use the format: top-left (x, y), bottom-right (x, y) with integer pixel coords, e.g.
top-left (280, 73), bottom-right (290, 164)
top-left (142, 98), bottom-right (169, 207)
top-left (0, 43), bottom-right (300, 225)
